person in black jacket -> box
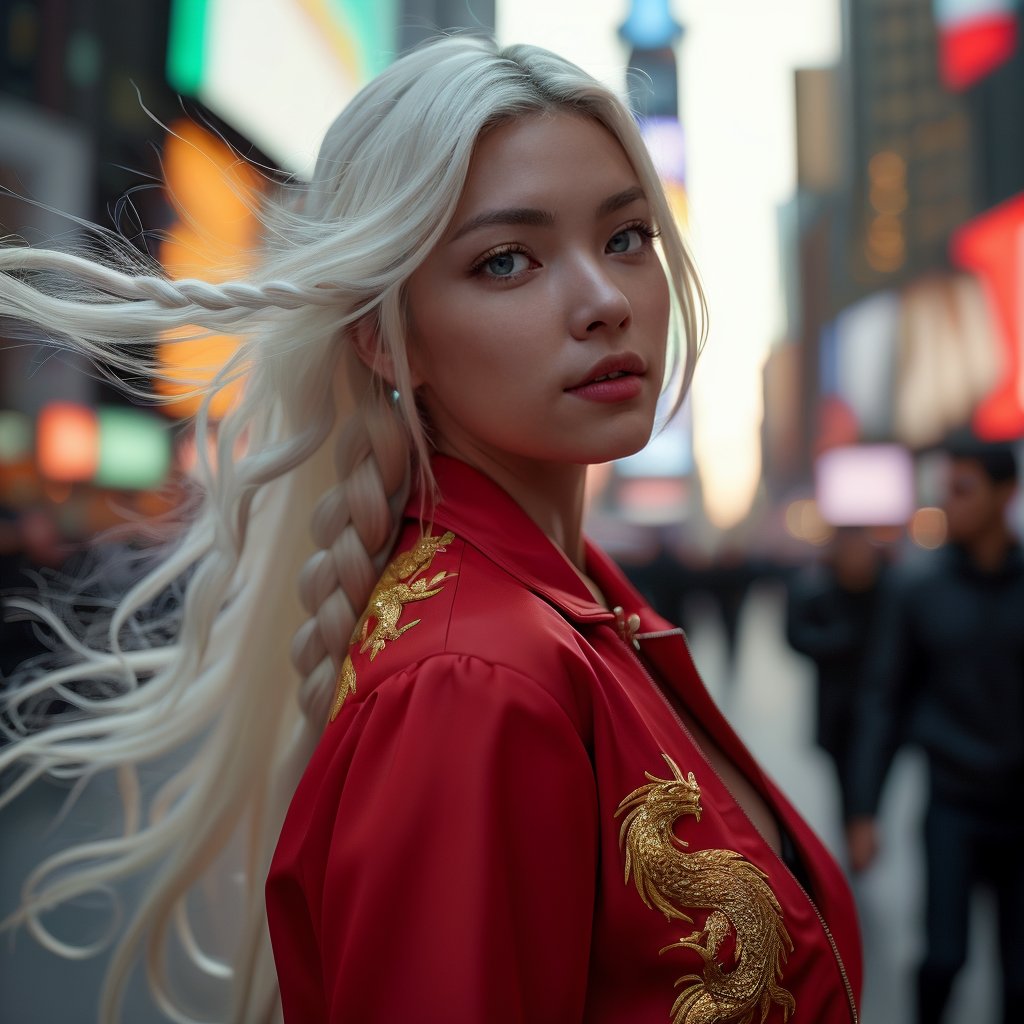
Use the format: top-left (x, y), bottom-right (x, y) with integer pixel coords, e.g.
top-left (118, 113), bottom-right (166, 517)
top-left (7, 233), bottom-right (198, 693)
top-left (846, 435), bottom-right (1024, 1024)
top-left (786, 526), bottom-right (886, 819)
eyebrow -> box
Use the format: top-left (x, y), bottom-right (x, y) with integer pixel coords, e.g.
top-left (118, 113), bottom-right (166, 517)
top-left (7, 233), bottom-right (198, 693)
top-left (596, 185), bottom-right (647, 218)
top-left (448, 185), bottom-right (647, 243)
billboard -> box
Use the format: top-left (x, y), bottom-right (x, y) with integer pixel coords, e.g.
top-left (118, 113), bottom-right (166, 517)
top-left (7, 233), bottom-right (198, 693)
top-left (167, 0), bottom-right (398, 175)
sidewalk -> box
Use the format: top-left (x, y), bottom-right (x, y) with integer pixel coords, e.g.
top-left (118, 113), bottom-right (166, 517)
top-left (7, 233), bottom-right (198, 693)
top-left (684, 578), bottom-right (999, 1024)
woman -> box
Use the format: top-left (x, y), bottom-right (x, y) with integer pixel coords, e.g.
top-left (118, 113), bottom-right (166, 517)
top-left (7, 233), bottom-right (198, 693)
top-left (0, 37), bottom-right (861, 1024)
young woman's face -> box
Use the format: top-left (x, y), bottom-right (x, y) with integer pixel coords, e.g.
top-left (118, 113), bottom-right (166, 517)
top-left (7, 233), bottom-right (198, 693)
top-left (404, 111), bottom-right (671, 473)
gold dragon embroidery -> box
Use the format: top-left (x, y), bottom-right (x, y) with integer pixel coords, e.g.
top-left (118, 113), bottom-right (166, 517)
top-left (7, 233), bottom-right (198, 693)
top-left (615, 754), bottom-right (796, 1024)
top-left (329, 656), bottom-right (357, 722)
top-left (328, 530), bottom-right (457, 722)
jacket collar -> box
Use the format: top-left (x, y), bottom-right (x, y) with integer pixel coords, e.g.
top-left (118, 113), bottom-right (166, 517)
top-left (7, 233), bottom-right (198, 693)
top-left (404, 455), bottom-right (621, 626)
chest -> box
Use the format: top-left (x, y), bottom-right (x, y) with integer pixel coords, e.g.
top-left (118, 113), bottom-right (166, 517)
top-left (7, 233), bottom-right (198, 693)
top-left (643, 651), bottom-right (784, 854)
top-left (913, 576), bottom-right (1024, 656)
top-left (574, 624), bottom-right (861, 1023)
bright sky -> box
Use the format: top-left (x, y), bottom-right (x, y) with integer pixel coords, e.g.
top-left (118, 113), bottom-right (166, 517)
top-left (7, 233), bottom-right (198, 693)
top-left (499, 0), bottom-right (841, 530)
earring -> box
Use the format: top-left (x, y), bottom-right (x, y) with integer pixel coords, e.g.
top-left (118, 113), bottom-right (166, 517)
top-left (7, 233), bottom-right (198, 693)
top-left (390, 388), bottom-right (401, 405)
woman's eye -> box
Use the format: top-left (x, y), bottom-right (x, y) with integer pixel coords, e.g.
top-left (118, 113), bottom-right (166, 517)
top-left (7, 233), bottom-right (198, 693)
top-left (607, 227), bottom-right (648, 254)
top-left (480, 250), bottom-right (531, 278)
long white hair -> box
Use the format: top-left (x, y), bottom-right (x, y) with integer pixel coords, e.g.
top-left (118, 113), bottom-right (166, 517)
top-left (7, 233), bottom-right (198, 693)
top-left (0, 35), bottom-right (704, 1023)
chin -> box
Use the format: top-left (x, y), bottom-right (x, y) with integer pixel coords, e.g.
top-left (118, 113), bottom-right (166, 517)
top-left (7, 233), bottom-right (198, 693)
top-left (575, 426), bottom-right (656, 465)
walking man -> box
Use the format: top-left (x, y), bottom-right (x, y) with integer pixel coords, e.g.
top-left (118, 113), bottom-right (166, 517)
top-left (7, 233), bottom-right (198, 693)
top-left (846, 435), bottom-right (1024, 1024)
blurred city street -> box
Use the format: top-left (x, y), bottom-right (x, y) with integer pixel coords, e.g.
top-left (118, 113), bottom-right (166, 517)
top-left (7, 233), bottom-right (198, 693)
top-left (1, 579), bottom-right (1003, 1023)
top-left (685, 580), bottom-right (1000, 1024)
top-left (3, 0), bottom-right (1024, 1021)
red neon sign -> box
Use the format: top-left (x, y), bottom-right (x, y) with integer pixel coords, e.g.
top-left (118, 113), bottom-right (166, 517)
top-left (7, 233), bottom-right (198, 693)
top-left (950, 192), bottom-right (1024, 440)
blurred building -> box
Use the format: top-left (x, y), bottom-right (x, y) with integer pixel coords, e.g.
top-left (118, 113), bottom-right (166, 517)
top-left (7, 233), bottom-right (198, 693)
top-left (843, 0), bottom-right (974, 294)
top-left (0, 0), bottom-right (495, 537)
top-left (767, 0), bottom-right (1024, 532)
top-left (0, 1), bottom-right (181, 534)
top-left (0, 0), bottom-right (179, 241)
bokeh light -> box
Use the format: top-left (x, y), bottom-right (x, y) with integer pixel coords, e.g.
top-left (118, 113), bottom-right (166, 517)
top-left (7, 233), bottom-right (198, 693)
top-left (784, 498), bottom-right (835, 546)
top-left (95, 409), bottom-right (172, 490)
top-left (0, 410), bottom-right (32, 464)
top-left (909, 505), bottom-right (949, 549)
top-left (37, 403), bottom-right (99, 482)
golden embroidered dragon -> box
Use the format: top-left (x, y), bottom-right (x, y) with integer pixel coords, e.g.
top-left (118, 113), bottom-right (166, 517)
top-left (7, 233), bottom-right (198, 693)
top-left (615, 753), bottom-right (796, 1024)
top-left (329, 530), bottom-right (456, 721)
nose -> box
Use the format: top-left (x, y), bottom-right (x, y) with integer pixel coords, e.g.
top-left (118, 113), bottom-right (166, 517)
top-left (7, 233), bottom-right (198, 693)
top-left (567, 259), bottom-right (632, 340)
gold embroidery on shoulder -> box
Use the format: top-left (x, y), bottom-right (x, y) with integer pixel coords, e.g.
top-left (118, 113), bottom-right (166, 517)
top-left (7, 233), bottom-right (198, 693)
top-left (615, 753), bottom-right (796, 1024)
top-left (328, 530), bottom-right (457, 722)
top-left (330, 655), bottom-right (357, 722)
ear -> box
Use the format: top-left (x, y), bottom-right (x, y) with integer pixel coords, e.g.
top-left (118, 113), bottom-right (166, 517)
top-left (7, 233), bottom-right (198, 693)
top-left (350, 314), bottom-right (425, 390)
top-left (350, 314), bottom-right (396, 386)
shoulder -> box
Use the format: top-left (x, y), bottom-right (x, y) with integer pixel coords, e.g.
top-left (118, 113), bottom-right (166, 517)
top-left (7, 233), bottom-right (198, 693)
top-left (888, 548), bottom-right (950, 595)
top-left (870, 553), bottom-right (948, 628)
top-left (327, 525), bottom-right (592, 735)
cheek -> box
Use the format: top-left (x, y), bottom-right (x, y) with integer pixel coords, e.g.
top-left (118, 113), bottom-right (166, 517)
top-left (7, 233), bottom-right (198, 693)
top-left (405, 283), bottom-right (481, 384)
top-left (638, 264), bottom-right (670, 321)
top-left (407, 297), bottom-right (516, 405)
top-left (431, 291), bottom-right (551, 374)
top-left (641, 270), bottom-right (672, 362)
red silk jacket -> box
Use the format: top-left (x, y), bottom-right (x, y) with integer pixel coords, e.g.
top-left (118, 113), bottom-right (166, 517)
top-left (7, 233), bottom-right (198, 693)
top-left (267, 456), bottom-right (862, 1024)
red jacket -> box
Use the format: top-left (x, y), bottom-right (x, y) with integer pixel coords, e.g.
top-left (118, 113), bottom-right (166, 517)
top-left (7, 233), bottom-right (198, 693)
top-left (267, 456), bottom-right (862, 1023)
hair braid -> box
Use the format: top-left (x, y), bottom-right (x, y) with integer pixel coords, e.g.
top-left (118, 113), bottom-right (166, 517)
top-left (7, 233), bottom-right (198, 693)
top-left (130, 276), bottom-right (343, 313)
top-left (291, 386), bottom-right (410, 724)
top-left (1, 247), bottom-right (346, 319)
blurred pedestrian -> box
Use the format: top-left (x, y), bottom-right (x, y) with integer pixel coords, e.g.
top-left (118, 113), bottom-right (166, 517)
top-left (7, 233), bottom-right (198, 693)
top-left (785, 526), bottom-right (887, 819)
top-left (701, 545), bottom-right (757, 684)
top-left (845, 433), bottom-right (1024, 1024)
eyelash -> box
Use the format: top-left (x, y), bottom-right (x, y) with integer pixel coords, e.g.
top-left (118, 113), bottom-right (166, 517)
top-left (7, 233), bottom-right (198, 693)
top-left (616, 220), bottom-right (661, 246)
top-left (469, 243), bottom-right (533, 279)
top-left (469, 220), bottom-right (662, 282)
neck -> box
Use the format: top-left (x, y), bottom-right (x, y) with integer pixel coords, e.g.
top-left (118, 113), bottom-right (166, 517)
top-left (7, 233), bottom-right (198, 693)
top-left (436, 444), bottom-right (589, 568)
top-left (964, 525), bottom-right (1013, 573)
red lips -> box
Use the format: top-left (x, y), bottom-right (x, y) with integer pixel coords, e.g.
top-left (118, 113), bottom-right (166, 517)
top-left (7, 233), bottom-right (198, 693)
top-left (566, 352), bottom-right (647, 391)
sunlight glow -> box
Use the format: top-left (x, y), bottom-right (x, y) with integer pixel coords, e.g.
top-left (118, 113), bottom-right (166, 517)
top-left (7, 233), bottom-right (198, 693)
top-left (499, 0), bottom-right (841, 531)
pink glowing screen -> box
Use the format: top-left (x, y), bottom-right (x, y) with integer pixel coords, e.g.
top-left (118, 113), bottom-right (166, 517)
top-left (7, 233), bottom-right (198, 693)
top-left (815, 444), bottom-right (916, 526)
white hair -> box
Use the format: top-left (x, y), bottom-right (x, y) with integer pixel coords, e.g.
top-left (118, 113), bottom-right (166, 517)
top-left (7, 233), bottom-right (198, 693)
top-left (0, 35), bottom-right (704, 1023)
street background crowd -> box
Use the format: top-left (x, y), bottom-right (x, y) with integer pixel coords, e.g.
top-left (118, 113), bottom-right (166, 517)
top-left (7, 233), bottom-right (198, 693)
top-left (2, 2), bottom-right (1023, 1022)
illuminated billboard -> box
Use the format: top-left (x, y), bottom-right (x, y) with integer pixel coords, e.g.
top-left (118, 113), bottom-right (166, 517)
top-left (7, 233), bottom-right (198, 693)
top-left (933, 0), bottom-right (1020, 89)
top-left (167, 0), bottom-right (398, 175)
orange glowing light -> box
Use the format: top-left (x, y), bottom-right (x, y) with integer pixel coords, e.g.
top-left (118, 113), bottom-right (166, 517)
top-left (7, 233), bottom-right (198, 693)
top-left (868, 151), bottom-right (906, 186)
top-left (159, 121), bottom-right (265, 277)
top-left (784, 499), bottom-right (834, 546)
top-left (157, 327), bottom-right (245, 420)
top-left (37, 403), bottom-right (99, 481)
top-left (157, 120), bottom-right (266, 418)
top-left (910, 506), bottom-right (948, 550)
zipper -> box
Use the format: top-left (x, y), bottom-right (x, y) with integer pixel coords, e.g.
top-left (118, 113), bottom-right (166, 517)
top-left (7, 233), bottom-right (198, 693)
top-left (612, 610), bottom-right (860, 1024)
